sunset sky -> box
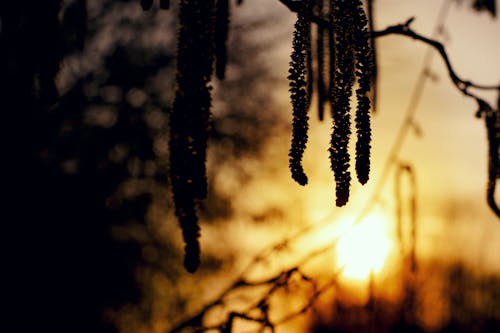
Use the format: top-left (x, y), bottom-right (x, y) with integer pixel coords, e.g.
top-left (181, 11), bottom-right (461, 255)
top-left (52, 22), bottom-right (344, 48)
top-left (221, 0), bottom-right (500, 275)
top-left (84, 1), bottom-right (500, 331)
top-left (6, 1), bottom-right (499, 332)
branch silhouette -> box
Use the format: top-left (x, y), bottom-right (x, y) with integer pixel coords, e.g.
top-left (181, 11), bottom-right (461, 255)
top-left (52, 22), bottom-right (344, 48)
top-left (170, 242), bottom-right (343, 333)
top-left (279, 0), bottom-right (500, 102)
top-left (372, 18), bottom-right (499, 103)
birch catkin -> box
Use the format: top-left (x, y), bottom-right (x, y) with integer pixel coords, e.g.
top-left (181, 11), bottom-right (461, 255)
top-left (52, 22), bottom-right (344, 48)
top-left (289, 2), bottom-right (312, 186)
top-left (170, 0), bottom-right (216, 273)
top-left (352, 0), bottom-right (373, 185)
top-left (316, 0), bottom-right (327, 121)
top-left (329, 0), bottom-right (354, 206)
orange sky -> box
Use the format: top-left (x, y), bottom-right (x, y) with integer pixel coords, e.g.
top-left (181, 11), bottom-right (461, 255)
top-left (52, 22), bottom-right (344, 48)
top-left (230, 0), bottom-right (500, 264)
top-left (372, 0), bottom-right (500, 271)
top-left (106, 1), bottom-right (500, 331)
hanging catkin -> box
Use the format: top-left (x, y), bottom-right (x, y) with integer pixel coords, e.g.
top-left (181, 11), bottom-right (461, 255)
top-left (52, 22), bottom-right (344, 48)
top-left (316, 0), bottom-right (327, 121)
top-left (170, 0), bottom-right (216, 273)
top-left (367, 0), bottom-right (378, 113)
top-left (288, 2), bottom-right (312, 186)
top-left (328, 0), bottom-right (335, 103)
top-left (352, 0), bottom-right (373, 185)
top-left (306, 14), bottom-right (314, 108)
top-left (329, 0), bottom-right (354, 206)
top-left (215, 0), bottom-right (230, 80)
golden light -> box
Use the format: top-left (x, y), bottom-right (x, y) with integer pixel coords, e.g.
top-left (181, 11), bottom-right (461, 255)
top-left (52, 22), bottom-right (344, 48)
top-left (336, 214), bottom-right (394, 281)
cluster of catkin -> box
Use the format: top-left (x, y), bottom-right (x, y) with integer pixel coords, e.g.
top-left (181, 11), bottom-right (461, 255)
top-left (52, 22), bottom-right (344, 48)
top-left (153, 0), bottom-right (373, 272)
top-left (147, 0), bottom-right (239, 272)
top-left (289, 0), bottom-right (375, 207)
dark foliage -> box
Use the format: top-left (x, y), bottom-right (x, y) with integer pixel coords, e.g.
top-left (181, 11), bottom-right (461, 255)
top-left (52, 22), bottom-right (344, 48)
top-left (1, 1), bottom-right (177, 331)
top-left (0, 0), bottom-right (63, 105)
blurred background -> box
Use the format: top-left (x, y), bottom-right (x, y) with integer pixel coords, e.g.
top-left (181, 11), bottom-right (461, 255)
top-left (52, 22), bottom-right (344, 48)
top-left (3, 0), bottom-right (500, 332)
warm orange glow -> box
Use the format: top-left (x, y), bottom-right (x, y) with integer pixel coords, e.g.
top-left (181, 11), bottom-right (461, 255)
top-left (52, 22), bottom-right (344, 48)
top-left (336, 214), bottom-right (394, 281)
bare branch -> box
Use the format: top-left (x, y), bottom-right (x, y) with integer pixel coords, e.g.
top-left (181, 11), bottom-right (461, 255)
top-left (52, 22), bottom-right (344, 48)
top-left (169, 242), bottom-right (341, 333)
top-left (372, 19), bottom-right (500, 98)
top-left (278, 0), bottom-right (500, 107)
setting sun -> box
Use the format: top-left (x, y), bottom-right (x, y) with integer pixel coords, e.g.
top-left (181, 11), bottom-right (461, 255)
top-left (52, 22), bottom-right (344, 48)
top-left (336, 215), bottom-right (394, 281)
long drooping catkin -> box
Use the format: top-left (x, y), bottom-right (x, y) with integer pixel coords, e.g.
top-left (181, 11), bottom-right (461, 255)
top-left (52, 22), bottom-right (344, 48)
top-left (316, 0), bottom-right (327, 121)
top-left (170, 0), bottom-right (216, 273)
top-left (325, 0), bottom-right (373, 206)
top-left (288, 3), bottom-right (311, 186)
top-left (328, 0), bottom-right (335, 110)
top-left (367, 0), bottom-right (378, 113)
top-left (352, 0), bottom-right (373, 185)
top-left (329, 0), bottom-right (354, 207)
top-left (306, 14), bottom-right (314, 110)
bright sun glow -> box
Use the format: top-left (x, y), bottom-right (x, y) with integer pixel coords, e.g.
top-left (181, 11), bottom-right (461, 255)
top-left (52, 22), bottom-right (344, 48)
top-left (336, 214), bottom-right (393, 281)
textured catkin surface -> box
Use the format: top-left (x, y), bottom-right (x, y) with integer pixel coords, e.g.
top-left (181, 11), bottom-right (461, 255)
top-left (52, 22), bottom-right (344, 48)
top-left (170, 0), bottom-right (216, 273)
top-left (329, 0), bottom-right (355, 207)
top-left (288, 0), bottom-right (374, 203)
top-left (352, 0), bottom-right (373, 185)
top-left (288, 2), bottom-right (311, 187)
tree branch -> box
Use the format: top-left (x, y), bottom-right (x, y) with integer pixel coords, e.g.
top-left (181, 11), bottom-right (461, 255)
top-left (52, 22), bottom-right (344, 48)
top-left (169, 242), bottom-right (341, 333)
top-left (278, 0), bottom-right (500, 109)
top-left (372, 18), bottom-right (500, 103)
